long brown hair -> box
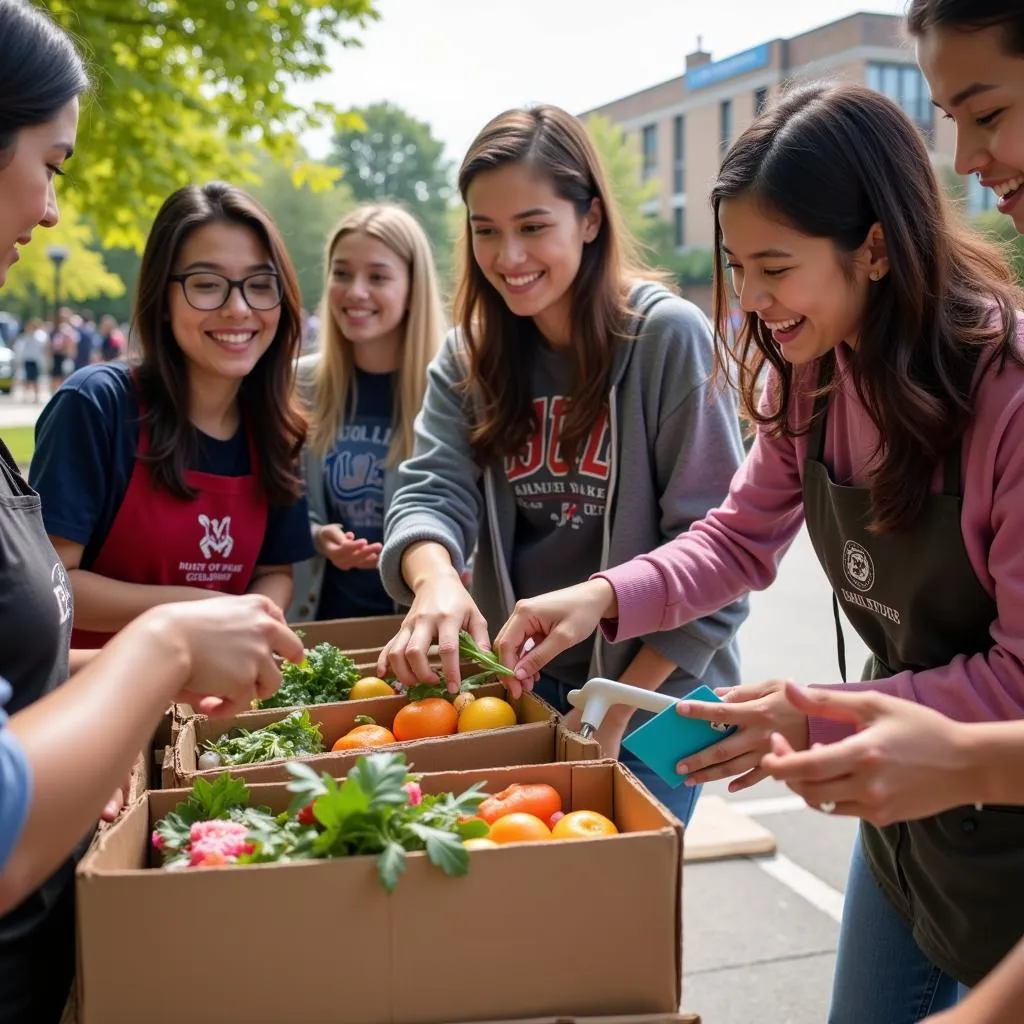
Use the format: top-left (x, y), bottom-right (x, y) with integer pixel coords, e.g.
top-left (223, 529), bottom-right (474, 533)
top-left (710, 82), bottom-right (1021, 534)
top-left (309, 202), bottom-right (445, 466)
top-left (455, 104), bottom-right (658, 465)
top-left (132, 182), bottom-right (306, 503)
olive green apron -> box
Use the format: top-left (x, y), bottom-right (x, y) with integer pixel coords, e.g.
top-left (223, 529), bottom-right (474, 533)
top-left (802, 356), bottom-right (1024, 987)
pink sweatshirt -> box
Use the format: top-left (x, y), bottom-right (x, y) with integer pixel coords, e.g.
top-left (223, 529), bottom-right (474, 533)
top-left (597, 330), bottom-right (1024, 745)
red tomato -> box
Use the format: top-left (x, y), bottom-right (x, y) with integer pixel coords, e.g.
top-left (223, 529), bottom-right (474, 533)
top-left (477, 783), bottom-right (562, 826)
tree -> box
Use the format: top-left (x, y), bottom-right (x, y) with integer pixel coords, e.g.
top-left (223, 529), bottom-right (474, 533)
top-left (249, 155), bottom-right (356, 312)
top-left (585, 114), bottom-right (714, 288)
top-left (4, 197), bottom-right (125, 316)
top-left (328, 102), bottom-right (454, 270)
top-left (42, 0), bottom-right (378, 251)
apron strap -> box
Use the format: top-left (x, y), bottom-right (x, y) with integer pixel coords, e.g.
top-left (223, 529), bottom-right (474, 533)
top-left (942, 438), bottom-right (962, 499)
top-left (831, 592), bottom-right (848, 683)
top-left (807, 356), bottom-right (834, 463)
top-left (807, 355), bottom-right (848, 682)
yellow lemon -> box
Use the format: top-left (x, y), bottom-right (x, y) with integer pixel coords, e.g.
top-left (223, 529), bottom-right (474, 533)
top-left (457, 695), bottom-right (517, 732)
top-left (349, 677), bottom-right (396, 700)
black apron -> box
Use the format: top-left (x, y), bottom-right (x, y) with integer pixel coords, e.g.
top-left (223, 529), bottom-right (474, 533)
top-left (0, 439), bottom-right (82, 1023)
top-left (802, 357), bottom-right (1024, 987)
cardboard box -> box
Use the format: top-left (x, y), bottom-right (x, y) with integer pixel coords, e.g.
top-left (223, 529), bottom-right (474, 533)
top-left (288, 613), bottom-right (405, 651)
top-left (76, 761), bottom-right (683, 1024)
top-left (167, 684), bottom-right (597, 787)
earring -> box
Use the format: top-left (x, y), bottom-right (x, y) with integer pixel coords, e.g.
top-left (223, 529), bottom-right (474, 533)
top-left (869, 271), bottom-right (880, 281)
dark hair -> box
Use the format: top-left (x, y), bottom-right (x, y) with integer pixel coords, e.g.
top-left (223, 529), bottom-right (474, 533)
top-left (907, 0), bottom-right (1024, 55)
top-left (711, 81), bottom-right (1021, 534)
top-left (132, 182), bottom-right (307, 504)
top-left (454, 104), bottom-right (658, 466)
top-left (0, 0), bottom-right (89, 156)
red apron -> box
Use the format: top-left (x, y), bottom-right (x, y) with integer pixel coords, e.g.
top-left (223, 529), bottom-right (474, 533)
top-left (71, 404), bottom-right (269, 648)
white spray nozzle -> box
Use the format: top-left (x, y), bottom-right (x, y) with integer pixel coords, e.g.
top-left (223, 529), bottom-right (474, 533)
top-left (565, 677), bottom-right (678, 737)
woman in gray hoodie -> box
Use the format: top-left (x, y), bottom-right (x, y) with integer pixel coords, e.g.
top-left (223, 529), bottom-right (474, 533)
top-left (377, 104), bottom-right (748, 822)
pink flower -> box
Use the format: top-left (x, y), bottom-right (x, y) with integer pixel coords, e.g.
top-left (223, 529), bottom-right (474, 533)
top-left (151, 830), bottom-right (166, 850)
top-left (403, 781), bottom-right (423, 806)
top-left (188, 819), bottom-right (251, 866)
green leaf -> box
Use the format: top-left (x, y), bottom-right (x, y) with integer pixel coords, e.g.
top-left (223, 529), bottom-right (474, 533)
top-left (204, 709), bottom-right (324, 765)
top-left (456, 817), bottom-right (491, 840)
top-left (190, 773), bottom-right (250, 820)
top-left (348, 752), bottom-right (412, 811)
top-left (377, 842), bottom-right (407, 893)
top-left (313, 777), bottom-right (370, 827)
top-left (285, 760), bottom-right (330, 816)
top-left (458, 631), bottom-right (516, 678)
top-left (408, 823), bottom-right (470, 878)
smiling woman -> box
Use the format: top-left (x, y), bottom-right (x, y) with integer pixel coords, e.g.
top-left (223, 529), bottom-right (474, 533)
top-left (909, 0), bottom-right (1024, 231)
top-left (28, 183), bottom-right (316, 647)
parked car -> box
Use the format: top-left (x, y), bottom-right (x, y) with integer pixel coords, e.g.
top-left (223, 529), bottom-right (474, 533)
top-left (0, 343), bottom-right (13, 395)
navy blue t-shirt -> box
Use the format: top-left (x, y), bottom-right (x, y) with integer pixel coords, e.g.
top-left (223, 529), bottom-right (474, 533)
top-left (29, 363), bottom-right (314, 570)
top-left (317, 368), bottom-right (395, 620)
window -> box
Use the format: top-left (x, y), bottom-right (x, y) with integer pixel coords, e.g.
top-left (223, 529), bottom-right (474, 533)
top-left (754, 87), bottom-right (769, 114)
top-left (641, 123), bottom-right (658, 181)
top-left (866, 62), bottom-right (934, 143)
top-left (720, 99), bottom-right (733, 156)
top-left (672, 115), bottom-right (685, 194)
top-left (673, 206), bottom-right (685, 250)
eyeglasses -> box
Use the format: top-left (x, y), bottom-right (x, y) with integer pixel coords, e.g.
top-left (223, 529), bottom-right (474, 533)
top-left (169, 271), bottom-right (283, 312)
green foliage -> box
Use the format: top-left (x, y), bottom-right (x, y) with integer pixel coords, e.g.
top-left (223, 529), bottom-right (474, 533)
top-left (42, 0), bottom-right (379, 251)
top-left (204, 709), bottom-right (325, 767)
top-left (256, 642), bottom-right (361, 709)
top-left (972, 211), bottom-right (1024, 286)
top-left (328, 101), bottom-right (454, 277)
top-left (248, 154), bottom-right (355, 311)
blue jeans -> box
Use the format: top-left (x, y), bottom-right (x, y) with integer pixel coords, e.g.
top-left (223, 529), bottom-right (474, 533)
top-left (829, 831), bottom-right (969, 1023)
top-left (533, 673), bottom-right (702, 826)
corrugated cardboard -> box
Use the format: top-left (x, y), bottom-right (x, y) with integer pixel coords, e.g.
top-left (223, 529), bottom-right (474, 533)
top-left (167, 684), bottom-right (598, 787)
top-left (289, 613), bottom-right (405, 650)
top-left (76, 761), bottom-right (683, 1024)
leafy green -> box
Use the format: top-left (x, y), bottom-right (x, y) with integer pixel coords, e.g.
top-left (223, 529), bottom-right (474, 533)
top-left (256, 643), bottom-right (361, 709)
top-left (204, 709), bottom-right (324, 766)
top-left (404, 631), bottom-right (516, 701)
top-left (152, 752), bottom-right (489, 891)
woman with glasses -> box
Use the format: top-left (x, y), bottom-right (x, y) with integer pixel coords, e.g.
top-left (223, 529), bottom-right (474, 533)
top-left (30, 182), bottom-right (314, 647)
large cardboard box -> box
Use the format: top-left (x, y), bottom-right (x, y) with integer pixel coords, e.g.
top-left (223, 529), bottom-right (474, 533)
top-left (168, 684), bottom-right (598, 787)
top-left (289, 613), bottom-right (405, 651)
top-left (76, 761), bottom-right (683, 1024)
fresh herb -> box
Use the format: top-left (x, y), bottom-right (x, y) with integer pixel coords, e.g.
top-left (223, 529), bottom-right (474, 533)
top-left (405, 631), bottom-right (516, 701)
top-left (152, 752), bottom-right (490, 890)
top-left (202, 709), bottom-right (324, 767)
top-left (256, 642), bottom-right (361, 709)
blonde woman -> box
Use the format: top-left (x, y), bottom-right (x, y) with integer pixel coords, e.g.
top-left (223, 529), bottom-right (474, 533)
top-left (289, 203), bottom-right (446, 622)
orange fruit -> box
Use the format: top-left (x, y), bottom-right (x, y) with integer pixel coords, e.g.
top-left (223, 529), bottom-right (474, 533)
top-left (331, 723), bottom-right (396, 751)
top-left (463, 838), bottom-right (499, 850)
top-left (349, 677), bottom-right (396, 700)
top-left (551, 810), bottom-right (619, 840)
top-left (486, 813), bottom-right (552, 844)
top-left (457, 696), bottom-right (517, 733)
top-left (392, 697), bottom-right (458, 741)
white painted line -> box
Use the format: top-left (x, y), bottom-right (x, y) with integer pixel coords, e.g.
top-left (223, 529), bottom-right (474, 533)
top-left (756, 853), bottom-right (845, 924)
top-left (729, 794), bottom-right (808, 817)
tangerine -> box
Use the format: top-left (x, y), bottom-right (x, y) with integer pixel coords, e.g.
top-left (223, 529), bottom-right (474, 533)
top-left (392, 697), bottom-right (458, 741)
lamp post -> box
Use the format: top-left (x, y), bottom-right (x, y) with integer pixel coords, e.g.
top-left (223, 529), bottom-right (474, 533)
top-left (46, 245), bottom-right (69, 327)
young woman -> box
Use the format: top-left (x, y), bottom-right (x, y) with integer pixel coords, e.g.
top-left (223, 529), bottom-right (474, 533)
top-left (376, 104), bottom-right (748, 823)
top-left (0, 3), bottom-right (303, 1022)
top-left (30, 182), bottom-right (315, 648)
top-left (495, 83), bottom-right (1024, 1021)
top-left (288, 203), bottom-right (445, 622)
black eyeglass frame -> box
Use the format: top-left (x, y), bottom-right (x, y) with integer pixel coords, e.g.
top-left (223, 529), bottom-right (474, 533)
top-left (168, 271), bottom-right (284, 311)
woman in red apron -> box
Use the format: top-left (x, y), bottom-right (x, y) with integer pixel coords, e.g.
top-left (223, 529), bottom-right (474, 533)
top-left (30, 182), bottom-right (315, 648)
top-left (497, 82), bottom-right (1024, 1022)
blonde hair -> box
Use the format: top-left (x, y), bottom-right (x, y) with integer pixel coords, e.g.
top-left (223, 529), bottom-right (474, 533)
top-left (310, 202), bottom-right (445, 465)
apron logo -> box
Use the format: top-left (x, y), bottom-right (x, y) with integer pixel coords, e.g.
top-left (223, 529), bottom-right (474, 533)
top-left (843, 540), bottom-right (875, 592)
top-left (550, 502), bottom-right (583, 529)
top-left (51, 561), bottom-right (72, 626)
top-left (198, 514), bottom-right (234, 560)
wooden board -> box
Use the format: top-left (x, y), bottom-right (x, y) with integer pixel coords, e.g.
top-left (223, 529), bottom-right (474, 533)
top-left (683, 794), bottom-right (777, 863)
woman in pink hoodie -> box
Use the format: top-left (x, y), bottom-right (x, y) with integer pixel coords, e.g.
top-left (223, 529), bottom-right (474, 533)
top-left (496, 80), bottom-right (1024, 1023)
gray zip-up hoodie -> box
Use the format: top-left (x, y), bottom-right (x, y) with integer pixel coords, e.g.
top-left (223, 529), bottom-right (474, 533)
top-left (380, 283), bottom-right (749, 696)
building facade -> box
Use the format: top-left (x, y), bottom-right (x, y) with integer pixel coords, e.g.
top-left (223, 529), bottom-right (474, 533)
top-left (582, 12), bottom-right (984, 255)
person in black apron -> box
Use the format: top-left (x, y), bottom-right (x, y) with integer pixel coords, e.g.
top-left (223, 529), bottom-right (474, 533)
top-left (494, 82), bottom-right (1024, 1023)
top-left (0, 7), bottom-right (305, 1022)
